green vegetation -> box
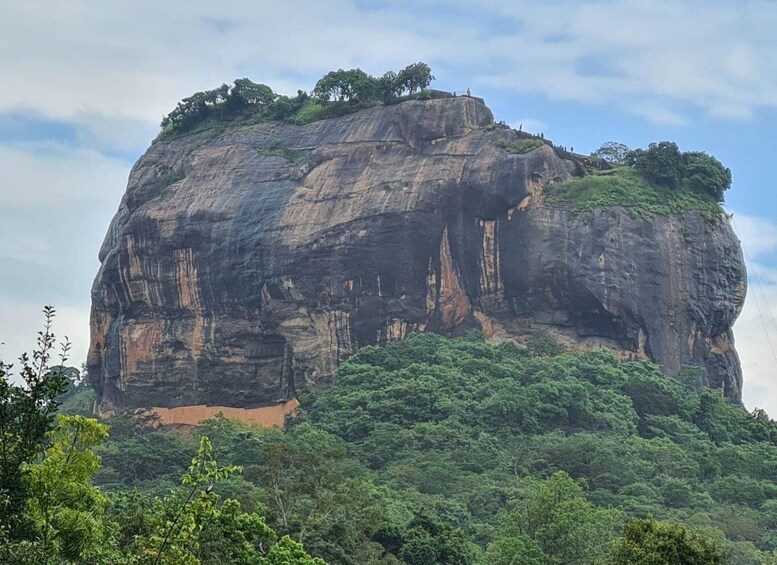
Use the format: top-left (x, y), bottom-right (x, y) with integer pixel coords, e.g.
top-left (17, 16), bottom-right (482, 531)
top-left (494, 138), bottom-right (546, 155)
top-left (311, 62), bottom-right (432, 103)
top-left (485, 471), bottom-right (619, 564)
top-left (0, 306), bottom-right (69, 540)
top-left (158, 63), bottom-right (435, 139)
top-left (257, 143), bottom-right (311, 165)
top-left (158, 84), bottom-right (311, 139)
top-left (5, 313), bottom-right (777, 563)
top-left (587, 140), bottom-right (732, 202)
top-left (560, 140), bottom-right (734, 220)
top-left (546, 166), bottom-right (724, 223)
top-left (625, 141), bottom-right (732, 202)
top-left (608, 517), bottom-right (727, 564)
top-left (0, 310), bottom-right (323, 564)
top-left (298, 333), bottom-right (777, 563)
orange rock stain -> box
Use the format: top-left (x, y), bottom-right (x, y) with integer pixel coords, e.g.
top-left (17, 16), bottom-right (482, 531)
top-left (147, 399), bottom-right (300, 428)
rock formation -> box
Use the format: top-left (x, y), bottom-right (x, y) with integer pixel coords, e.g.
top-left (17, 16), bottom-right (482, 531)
top-left (89, 94), bottom-right (747, 413)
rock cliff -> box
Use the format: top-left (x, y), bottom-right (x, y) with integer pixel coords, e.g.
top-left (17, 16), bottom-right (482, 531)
top-left (89, 95), bottom-right (747, 412)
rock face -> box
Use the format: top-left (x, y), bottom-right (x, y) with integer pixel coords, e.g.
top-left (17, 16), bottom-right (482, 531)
top-left (89, 95), bottom-right (747, 412)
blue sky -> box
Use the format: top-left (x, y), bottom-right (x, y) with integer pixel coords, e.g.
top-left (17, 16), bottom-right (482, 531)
top-left (2, 0), bottom-right (777, 414)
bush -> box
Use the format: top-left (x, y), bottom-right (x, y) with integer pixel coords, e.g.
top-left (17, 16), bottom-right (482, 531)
top-left (495, 138), bottom-right (546, 155)
top-left (627, 141), bottom-right (685, 190)
top-left (684, 151), bottom-right (732, 202)
top-left (287, 99), bottom-right (328, 124)
top-left (625, 141), bottom-right (732, 202)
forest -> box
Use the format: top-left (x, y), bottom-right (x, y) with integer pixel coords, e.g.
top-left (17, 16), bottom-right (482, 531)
top-left (2, 309), bottom-right (777, 563)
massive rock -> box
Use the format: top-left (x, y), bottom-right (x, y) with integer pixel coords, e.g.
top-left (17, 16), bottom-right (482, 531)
top-left (89, 95), bottom-right (747, 413)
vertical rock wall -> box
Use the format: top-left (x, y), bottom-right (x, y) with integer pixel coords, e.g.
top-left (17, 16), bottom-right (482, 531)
top-left (89, 95), bottom-right (746, 411)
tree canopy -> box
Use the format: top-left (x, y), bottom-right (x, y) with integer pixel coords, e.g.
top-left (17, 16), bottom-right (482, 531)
top-left (626, 141), bottom-right (732, 202)
top-left (591, 142), bottom-right (631, 166)
top-left (311, 63), bottom-right (434, 104)
top-left (684, 151), bottom-right (733, 203)
top-left (312, 68), bottom-right (377, 103)
top-left (396, 62), bottom-right (434, 95)
top-left (159, 63), bottom-right (436, 138)
top-left (608, 517), bottom-right (727, 565)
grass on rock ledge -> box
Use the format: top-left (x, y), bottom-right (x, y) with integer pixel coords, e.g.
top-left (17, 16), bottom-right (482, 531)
top-left (546, 167), bottom-right (723, 223)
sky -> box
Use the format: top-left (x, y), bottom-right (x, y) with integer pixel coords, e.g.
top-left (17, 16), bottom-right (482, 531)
top-left (1, 0), bottom-right (777, 414)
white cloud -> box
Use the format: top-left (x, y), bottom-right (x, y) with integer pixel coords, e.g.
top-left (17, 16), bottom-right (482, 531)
top-left (0, 0), bottom-right (434, 138)
top-left (735, 281), bottom-right (777, 418)
top-left (0, 303), bottom-right (90, 376)
top-left (630, 102), bottom-right (687, 126)
top-left (0, 143), bottom-right (129, 373)
top-left (73, 113), bottom-right (158, 156)
top-left (0, 143), bottom-right (129, 204)
top-left (1, 0), bottom-right (777, 145)
top-left (732, 213), bottom-right (777, 258)
top-left (732, 213), bottom-right (777, 417)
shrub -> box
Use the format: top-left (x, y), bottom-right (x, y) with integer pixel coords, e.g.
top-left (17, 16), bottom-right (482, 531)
top-left (627, 141), bottom-right (685, 190)
top-left (287, 99), bottom-right (329, 125)
top-left (495, 138), bottom-right (546, 155)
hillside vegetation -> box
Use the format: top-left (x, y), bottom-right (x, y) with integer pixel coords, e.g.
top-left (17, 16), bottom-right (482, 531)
top-left (4, 311), bottom-right (775, 563)
top-left (298, 333), bottom-right (777, 563)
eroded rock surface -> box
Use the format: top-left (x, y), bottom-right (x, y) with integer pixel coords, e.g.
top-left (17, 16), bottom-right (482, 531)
top-left (89, 95), bottom-right (746, 411)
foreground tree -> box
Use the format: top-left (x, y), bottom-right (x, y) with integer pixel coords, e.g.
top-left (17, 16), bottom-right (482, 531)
top-left (0, 306), bottom-right (69, 540)
top-left (24, 415), bottom-right (111, 561)
top-left (486, 471), bottom-right (619, 565)
top-left (136, 435), bottom-right (326, 564)
top-left (608, 517), bottom-right (727, 564)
